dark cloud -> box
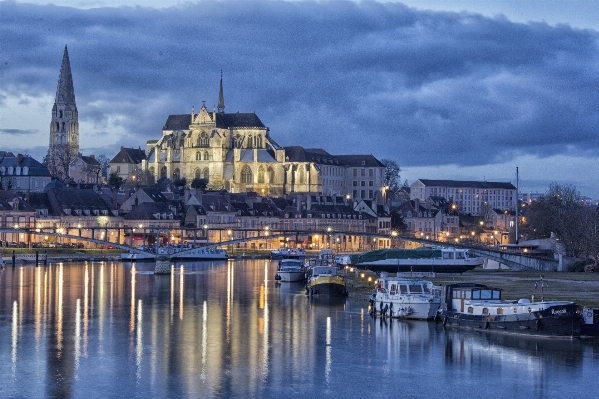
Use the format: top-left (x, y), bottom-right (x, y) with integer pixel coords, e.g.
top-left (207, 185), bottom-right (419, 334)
top-left (0, 128), bottom-right (38, 135)
top-left (1, 1), bottom-right (599, 170)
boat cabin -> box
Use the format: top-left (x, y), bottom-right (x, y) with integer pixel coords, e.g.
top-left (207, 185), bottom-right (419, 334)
top-left (441, 248), bottom-right (469, 260)
top-left (442, 283), bottom-right (502, 312)
top-left (310, 265), bottom-right (338, 277)
top-left (378, 278), bottom-right (436, 297)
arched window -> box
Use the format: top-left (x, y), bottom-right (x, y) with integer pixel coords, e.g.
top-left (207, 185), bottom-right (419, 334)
top-left (160, 166), bottom-right (167, 179)
top-left (202, 167), bottom-right (209, 182)
top-left (62, 122), bottom-right (66, 131)
top-left (149, 166), bottom-right (155, 176)
top-left (203, 151), bottom-right (209, 161)
top-left (247, 135), bottom-right (253, 149)
top-left (194, 169), bottom-right (202, 180)
top-left (55, 122), bottom-right (59, 131)
top-left (196, 151), bottom-right (201, 161)
top-left (241, 165), bottom-right (253, 184)
top-left (298, 167), bottom-right (305, 184)
top-left (268, 167), bottom-right (275, 183)
top-left (179, 137), bottom-right (185, 148)
top-left (197, 132), bottom-right (209, 147)
top-left (173, 168), bottom-right (180, 182)
top-left (59, 110), bottom-right (63, 118)
top-left (234, 134), bottom-right (244, 148)
top-left (256, 135), bottom-right (263, 148)
top-left (258, 166), bottom-right (265, 184)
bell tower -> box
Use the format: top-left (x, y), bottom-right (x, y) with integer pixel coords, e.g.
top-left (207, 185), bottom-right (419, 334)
top-left (47, 45), bottom-right (79, 177)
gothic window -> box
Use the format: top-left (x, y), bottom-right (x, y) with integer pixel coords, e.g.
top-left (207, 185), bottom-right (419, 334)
top-left (55, 122), bottom-right (59, 131)
top-left (234, 134), bottom-right (244, 149)
top-left (256, 135), bottom-right (263, 148)
top-left (247, 135), bottom-right (253, 149)
top-left (258, 166), bottom-right (265, 184)
top-left (268, 167), bottom-right (275, 183)
top-left (298, 167), bottom-right (305, 184)
top-left (160, 166), bottom-right (167, 179)
top-left (241, 165), bottom-right (253, 184)
top-left (149, 166), bottom-right (155, 177)
top-left (202, 167), bottom-right (209, 182)
top-left (196, 151), bottom-right (201, 161)
top-left (173, 168), bottom-right (180, 182)
top-left (62, 122), bottom-right (66, 132)
top-left (179, 137), bottom-right (185, 148)
top-left (195, 169), bottom-right (202, 180)
top-left (59, 110), bottom-right (63, 118)
top-left (197, 132), bottom-right (209, 148)
top-left (203, 151), bottom-right (209, 161)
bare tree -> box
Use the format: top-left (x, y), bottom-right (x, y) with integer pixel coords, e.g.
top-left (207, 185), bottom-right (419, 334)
top-left (46, 144), bottom-right (77, 180)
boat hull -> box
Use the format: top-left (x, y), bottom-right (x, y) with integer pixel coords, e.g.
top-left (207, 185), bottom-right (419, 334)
top-left (277, 271), bottom-right (305, 282)
top-left (307, 277), bottom-right (347, 297)
top-left (121, 249), bottom-right (227, 262)
top-left (356, 259), bottom-right (482, 274)
top-left (442, 303), bottom-right (583, 337)
top-left (372, 296), bottom-right (441, 320)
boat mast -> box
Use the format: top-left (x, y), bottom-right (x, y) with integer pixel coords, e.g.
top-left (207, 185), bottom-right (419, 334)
top-left (516, 167), bottom-right (519, 244)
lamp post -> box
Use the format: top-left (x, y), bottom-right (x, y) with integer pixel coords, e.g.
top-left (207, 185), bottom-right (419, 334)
top-left (203, 224), bottom-right (209, 244)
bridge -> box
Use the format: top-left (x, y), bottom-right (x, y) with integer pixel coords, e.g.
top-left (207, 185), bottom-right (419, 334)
top-left (1, 228), bottom-right (564, 272)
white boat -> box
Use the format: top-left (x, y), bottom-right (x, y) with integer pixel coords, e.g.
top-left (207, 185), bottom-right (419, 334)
top-left (352, 247), bottom-right (485, 274)
top-left (369, 274), bottom-right (442, 320)
top-left (121, 246), bottom-right (228, 262)
top-left (270, 247), bottom-right (307, 259)
top-left (440, 283), bottom-right (583, 337)
top-left (275, 259), bottom-right (305, 282)
top-left (305, 265), bottom-right (347, 297)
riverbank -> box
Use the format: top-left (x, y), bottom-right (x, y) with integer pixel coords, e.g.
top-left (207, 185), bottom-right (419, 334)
top-left (343, 267), bottom-right (599, 308)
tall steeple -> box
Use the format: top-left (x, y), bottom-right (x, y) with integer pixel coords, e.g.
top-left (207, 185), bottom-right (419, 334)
top-left (217, 71), bottom-right (225, 114)
top-left (47, 45), bottom-right (79, 178)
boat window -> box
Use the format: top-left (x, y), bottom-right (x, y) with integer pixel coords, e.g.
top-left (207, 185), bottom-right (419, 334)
top-left (472, 290), bottom-right (480, 299)
top-left (482, 307), bottom-right (489, 314)
top-left (409, 285), bottom-right (423, 294)
top-left (493, 290), bottom-right (501, 299)
top-left (497, 308), bottom-right (503, 315)
top-left (400, 285), bottom-right (408, 294)
top-left (468, 307), bottom-right (474, 314)
top-left (455, 251), bottom-right (466, 259)
top-left (481, 290), bottom-right (492, 299)
top-left (443, 252), bottom-right (452, 260)
top-left (390, 284), bottom-right (398, 295)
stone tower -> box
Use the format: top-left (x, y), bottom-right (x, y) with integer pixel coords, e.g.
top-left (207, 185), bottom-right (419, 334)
top-left (47, 45), bottom-right (79, 178)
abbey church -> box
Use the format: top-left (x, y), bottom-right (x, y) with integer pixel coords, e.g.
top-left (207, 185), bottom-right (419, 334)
top-left (145, 75), bottom-right (386, 200)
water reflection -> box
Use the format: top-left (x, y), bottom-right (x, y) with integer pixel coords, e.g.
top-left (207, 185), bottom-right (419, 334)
top-left (1, 260), bottom-right (599, 398)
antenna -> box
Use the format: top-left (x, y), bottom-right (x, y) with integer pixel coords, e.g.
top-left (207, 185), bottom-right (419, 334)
top-left (516, 167), bottom-right (519, 244)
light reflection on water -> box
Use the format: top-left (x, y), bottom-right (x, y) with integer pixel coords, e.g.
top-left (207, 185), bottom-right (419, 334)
top-left (0, 259), bottom-right (598, 398)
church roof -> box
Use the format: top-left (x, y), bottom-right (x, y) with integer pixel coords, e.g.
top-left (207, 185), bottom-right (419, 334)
top-left (163, 112), bottom-right (266, 131)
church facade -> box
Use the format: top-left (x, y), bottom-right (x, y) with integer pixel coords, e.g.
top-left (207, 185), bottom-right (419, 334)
top-left (145, 77), bottom-right (386, 200)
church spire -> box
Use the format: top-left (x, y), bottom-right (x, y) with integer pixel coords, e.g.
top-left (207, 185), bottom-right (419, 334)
top-left (217, 71), bottom-right (225, 113)
top-left (55, 45), bottom-right (76, 105)
top-left (47, 45), bottom-right (79, 179)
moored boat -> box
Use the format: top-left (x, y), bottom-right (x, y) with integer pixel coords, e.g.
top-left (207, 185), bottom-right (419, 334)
top-left (351, 247), bottom-right (485, 274)
top-left (369, 274), bottom-right (442, 320)
top-left (270, 247), bottom-right (306, 259)
top-left (121, 245), bottom-right (228, 261)
top-left (305, 265), bottom-right (347, 297)
top-left (275, 259), bottom-right (306, 282)
top-left (440, 283), bottom-right (583, 337)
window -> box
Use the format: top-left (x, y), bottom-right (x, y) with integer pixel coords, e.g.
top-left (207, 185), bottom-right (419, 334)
top-left (353, 169), bottom-right (357, 177)
top-left (353, 181), bottom-right (357, 186)
top-left (203, 167), bottom-right (209, 182)
top-left (196, 151), bottom-right (201, 160)
top-left (360, 181), bottom-right (365, 187)
top-left (361, 169), bottom-right (365, 177)
top-left (369, 181), bottom-right (373, 186)
top-left (268, 167), bottom-right (275, 183)
top-left (203, 151), bottom-right (209, 161)
top-left (389, 284), bottom-right (397, 295)
top-left (197, 132), bottom-right (209, 147)
top-left (369, 169), bottom-right (373, 177)
top-left (482, 308), bottom-right (489, 315)
top-left (195, 169), bottom-right (202, 180)
top-left (241, 166), bottom-right (253, 184)
top-left (468, 307), bottom-right (474, 314)
top-left (258, 166), bottom-right (265, 184)
top-left (497, 308), bottom-right (504, 315)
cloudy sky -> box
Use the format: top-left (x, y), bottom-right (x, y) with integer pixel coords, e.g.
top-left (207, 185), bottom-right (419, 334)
top-left (1, 1), bottom-right (599, 197)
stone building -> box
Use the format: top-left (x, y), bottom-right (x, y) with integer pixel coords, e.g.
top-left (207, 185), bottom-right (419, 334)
top-left (145, 76), bottom-right (386, 200)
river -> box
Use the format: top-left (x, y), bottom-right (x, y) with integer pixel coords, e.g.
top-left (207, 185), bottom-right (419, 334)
top-left (0, 259), bottom-right (598, 398)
